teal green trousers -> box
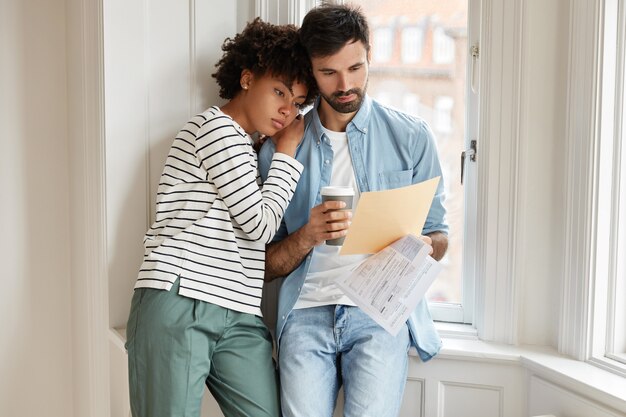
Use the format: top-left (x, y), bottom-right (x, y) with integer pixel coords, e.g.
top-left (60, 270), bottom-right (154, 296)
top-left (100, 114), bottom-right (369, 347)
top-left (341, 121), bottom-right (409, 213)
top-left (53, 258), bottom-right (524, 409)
top-left (126, 280), bottom-right (279, 417)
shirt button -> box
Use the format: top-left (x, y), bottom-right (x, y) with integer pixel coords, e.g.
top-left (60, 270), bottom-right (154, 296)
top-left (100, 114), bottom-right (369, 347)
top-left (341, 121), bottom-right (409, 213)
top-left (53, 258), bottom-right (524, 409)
top-left (325, 159), bottom-right (330, 164)
top-left (363, 128), bottom-right (368, 132)
top-left (282, 316), bottom-right (285, 319)
top-left (317, 140), bottom-right (321, 145)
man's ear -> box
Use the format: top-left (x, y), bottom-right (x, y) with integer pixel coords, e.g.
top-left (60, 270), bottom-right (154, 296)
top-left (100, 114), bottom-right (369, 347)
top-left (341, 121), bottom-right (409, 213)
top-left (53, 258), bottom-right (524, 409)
top-left (367, 47), bottom-right (372, 64)
top-left (240, 69), bottom-right (253, 90)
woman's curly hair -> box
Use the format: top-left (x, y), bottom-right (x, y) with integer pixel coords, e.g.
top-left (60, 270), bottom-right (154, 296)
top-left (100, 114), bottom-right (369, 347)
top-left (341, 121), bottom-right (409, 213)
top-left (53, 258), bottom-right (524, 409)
top-left (212, 18), bottom-right (318, 105)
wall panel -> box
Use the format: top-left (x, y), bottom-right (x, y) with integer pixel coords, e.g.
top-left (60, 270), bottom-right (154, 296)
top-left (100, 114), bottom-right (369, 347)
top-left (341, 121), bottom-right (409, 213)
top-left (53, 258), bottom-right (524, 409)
top-left (415, 356), bottom-right (526, 417)
top-left (528, 375), bottom-right (624, 417)
top-left (440, 381), bottom-right (503, 417)
top-left (400, 378), bottom-right (425, 417)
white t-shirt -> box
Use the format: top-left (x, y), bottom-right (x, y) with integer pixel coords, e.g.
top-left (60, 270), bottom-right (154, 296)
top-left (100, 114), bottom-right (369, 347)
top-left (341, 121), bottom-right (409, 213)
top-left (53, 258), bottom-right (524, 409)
top-left (294, 127), bottom-right (369, 309)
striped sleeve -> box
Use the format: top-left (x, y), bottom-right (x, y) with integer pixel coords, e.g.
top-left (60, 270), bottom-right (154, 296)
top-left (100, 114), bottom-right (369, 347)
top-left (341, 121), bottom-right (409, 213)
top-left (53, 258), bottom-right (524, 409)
top-left (195, 115), bottom-right (303, 243)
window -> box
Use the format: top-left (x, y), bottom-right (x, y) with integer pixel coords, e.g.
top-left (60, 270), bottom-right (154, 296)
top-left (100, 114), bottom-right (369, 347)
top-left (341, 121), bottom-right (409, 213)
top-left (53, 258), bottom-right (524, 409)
top-left (562, 0), bottom-right (626, 377)
top-left (352, 0), bottom-right (471, 323)
top-left (434, 96), bottom-right (454, 134)
top-left (373, 27), bottom-right (393, 62)
top-left (591, 0), bottom-right (626, 373)
top-left (402, 93), bottom-right (420, 117)
top-left (433, 26), bottom-right (455, 64)
top-left (402, 26), bottom-right (423, 63)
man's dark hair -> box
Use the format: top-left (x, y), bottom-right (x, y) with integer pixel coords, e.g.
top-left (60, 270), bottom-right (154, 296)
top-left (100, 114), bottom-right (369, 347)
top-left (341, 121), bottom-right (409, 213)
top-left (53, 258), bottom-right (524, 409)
top-left (299, 2), bottom-right (370, 58)
top-left (212, 18), bottom-right (317, 104)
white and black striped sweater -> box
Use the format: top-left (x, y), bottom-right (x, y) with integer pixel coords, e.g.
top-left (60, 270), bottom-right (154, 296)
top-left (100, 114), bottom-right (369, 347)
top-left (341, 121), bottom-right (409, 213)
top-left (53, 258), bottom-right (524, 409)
top-left (135, 106), bottom-right (303, 316)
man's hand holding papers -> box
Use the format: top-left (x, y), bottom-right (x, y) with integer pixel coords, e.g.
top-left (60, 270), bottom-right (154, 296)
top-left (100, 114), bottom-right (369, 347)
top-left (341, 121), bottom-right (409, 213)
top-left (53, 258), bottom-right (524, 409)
top-left (335, 234), bottom-right (441, 335)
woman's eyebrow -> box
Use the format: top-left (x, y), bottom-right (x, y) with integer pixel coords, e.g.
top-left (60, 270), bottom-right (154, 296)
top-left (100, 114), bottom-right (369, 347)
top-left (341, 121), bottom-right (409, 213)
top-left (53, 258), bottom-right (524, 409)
top-left (279, 80), bottom-right (306, 99)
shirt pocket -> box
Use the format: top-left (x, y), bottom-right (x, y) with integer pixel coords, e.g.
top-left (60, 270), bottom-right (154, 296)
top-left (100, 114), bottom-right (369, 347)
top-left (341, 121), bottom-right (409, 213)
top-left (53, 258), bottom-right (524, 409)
top-left (378, 169), bottom-right (413, 190)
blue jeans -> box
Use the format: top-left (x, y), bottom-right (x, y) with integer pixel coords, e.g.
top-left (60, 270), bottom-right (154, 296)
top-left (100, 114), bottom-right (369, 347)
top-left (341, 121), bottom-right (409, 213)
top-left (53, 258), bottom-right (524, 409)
top-left (278, 305), bottom-right (410, 417)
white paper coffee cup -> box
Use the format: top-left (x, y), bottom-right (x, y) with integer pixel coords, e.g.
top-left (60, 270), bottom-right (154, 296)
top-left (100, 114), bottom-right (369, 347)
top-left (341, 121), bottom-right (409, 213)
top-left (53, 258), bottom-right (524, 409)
top-left (321, 186), bottom-right (354, 246)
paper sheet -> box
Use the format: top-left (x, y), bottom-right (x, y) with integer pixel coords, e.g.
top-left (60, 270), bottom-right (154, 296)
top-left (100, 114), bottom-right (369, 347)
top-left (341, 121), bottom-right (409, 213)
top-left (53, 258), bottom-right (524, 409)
top-left (340, 177), bottom-right (440, 255)
top-left (335, 234), bottom-right (441, 335)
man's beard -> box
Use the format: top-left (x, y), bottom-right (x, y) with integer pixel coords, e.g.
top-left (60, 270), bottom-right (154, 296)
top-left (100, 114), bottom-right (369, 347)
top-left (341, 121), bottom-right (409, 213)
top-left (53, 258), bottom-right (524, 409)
top-left (321, 86), bottom-right (366, 114)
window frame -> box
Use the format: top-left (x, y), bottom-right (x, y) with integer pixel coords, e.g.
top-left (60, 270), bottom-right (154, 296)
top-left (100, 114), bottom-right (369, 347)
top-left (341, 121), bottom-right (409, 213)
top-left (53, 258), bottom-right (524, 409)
top-left (603, 0), bottom-right (626, 369)
top-left (592, 0), bottom-right (626, 372)
top-left (561, 0), bottom-right (626, 377)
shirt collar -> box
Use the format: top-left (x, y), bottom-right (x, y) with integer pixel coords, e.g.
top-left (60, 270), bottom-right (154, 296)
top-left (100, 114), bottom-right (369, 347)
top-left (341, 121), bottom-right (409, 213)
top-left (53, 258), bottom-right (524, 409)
top-left (309, 94), bottom-right (372, 138)
top-left (349, 94), bottom-right (372, 134)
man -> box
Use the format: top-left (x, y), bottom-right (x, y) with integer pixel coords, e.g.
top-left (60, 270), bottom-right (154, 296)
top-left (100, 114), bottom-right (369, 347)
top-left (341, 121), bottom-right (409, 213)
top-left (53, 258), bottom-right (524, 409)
top-left (258, 4), bottom-right (449, 417)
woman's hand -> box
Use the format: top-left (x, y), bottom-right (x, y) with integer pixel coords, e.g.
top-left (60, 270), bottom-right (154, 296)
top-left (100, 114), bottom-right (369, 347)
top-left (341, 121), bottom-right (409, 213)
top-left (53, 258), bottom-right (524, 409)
top-left (253, 134), bottom-right (268, 153)
top-left (274, 114), bottom-right (304, 157)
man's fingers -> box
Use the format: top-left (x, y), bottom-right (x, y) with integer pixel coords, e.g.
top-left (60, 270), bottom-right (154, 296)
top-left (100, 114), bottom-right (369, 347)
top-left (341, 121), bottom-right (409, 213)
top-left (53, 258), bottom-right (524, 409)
top-left (325, 219), bottom-right (351, 231)
top-left (325, 210), bottom-right (352, 222)
top-left (321, 200), bottom-right (346, 211)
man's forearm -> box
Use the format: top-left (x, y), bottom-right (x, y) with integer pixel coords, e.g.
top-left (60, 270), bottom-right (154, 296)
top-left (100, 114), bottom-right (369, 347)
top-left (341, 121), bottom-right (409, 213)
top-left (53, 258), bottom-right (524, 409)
top-left (265, 227), bottom-right (314, 281)
top-left (264, 200), bottom-right (353, 281)
top-left (427, 231), bottom-right (449, 261)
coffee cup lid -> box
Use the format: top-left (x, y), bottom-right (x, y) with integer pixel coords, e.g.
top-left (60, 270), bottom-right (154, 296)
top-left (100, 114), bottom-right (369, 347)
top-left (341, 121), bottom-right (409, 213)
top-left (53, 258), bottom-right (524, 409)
top-left (321, 186), bottom-right (355, 196)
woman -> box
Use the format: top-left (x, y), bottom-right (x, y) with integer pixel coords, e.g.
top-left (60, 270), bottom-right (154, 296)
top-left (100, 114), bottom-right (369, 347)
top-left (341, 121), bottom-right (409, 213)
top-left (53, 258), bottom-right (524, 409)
top-left (125, 18), bottom-right (316, 417)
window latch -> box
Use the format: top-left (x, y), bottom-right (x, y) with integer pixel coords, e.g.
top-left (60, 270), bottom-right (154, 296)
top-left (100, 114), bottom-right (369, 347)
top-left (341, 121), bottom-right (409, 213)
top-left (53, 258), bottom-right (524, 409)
top-left (461, 139), bottom-right (477, 184)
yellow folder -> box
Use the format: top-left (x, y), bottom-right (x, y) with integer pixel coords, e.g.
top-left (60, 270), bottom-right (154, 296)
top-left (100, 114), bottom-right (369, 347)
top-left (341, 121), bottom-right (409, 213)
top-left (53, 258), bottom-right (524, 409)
top-left (340, 176), bottom-right (440, 255)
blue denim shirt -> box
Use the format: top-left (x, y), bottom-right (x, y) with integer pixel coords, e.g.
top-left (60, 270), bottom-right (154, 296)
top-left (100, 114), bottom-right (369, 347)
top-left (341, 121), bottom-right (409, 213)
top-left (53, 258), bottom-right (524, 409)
top-left (258, 95), bottom-right (448, 362)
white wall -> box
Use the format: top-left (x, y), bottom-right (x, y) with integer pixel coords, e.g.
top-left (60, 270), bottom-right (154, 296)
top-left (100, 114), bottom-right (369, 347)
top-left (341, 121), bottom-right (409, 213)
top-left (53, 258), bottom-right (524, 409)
top-left (104, 2), bottom-right (254, 414)
top-left (104, 0), bottom-right (243, 331)
top-left (0, 1), bottom-right (73, 417)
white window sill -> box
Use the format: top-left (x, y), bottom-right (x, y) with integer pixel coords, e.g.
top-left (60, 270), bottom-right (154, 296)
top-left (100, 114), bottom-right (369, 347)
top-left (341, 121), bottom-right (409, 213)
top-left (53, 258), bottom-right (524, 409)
top-left (111, 326), bottom-right (126, 350)
top-left (418, 323), bottom-right (626, 414)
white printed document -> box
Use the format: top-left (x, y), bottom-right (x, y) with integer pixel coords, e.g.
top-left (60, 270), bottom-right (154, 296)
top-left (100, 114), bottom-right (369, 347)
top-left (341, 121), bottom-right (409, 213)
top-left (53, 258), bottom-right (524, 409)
top-left (335, 234), bottom-right (441, 336)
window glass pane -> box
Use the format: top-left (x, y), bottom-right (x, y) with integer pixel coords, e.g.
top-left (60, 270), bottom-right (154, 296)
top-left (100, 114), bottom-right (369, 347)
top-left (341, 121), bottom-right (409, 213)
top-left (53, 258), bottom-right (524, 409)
top-left (353, 0), bottom-right (468, 304)
top-left (402, 27), bottom-right (423, 63)
top-left (373, 27), bottom-right (393, 62)
top-left (402, 93), bottom-right (421, 116)
top-left (433, 26), bottom-right (455, 64)
top-left (434, 96), bottom-right (454, 133)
